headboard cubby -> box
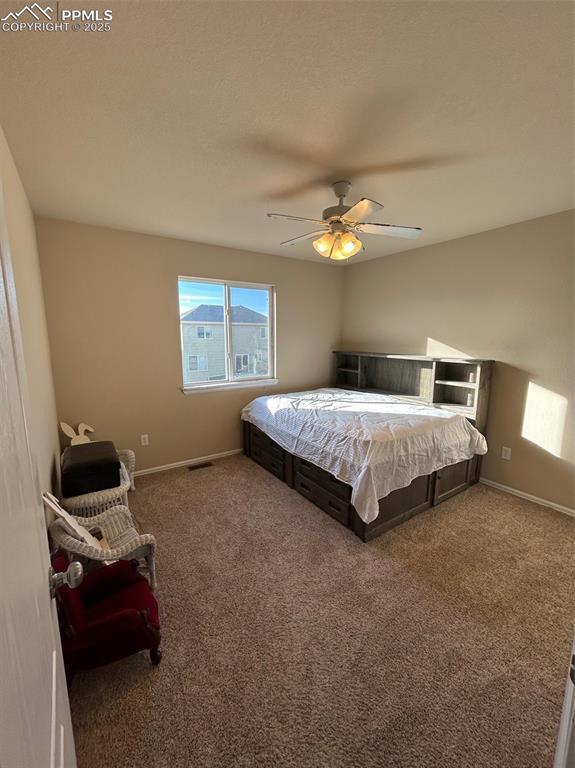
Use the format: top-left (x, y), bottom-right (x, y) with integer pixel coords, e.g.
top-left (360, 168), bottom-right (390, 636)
top-left (333, 351), bottom-right (493, 433)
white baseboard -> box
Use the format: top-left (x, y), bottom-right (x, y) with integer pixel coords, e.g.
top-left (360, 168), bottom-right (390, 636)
top-left (479, 478), bottom-right (575, 518)
top-left (134, 448), bottom-right (242, 477)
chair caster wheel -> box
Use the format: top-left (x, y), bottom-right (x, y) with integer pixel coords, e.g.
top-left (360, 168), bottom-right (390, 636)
top-left (150, 647), bottom-right (162, 665)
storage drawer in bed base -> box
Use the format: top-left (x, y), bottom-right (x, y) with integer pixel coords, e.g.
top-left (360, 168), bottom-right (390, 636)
top-left (250, 444), bottom-right (284, 480)
top-left (293, 457), bottom-right (351, 502)
top-left (243, 422), bottom-right (293, 484)
top-left (294, 473), bottom-right (350, 527)
top-left (249, 425), bottom-right (284, 461)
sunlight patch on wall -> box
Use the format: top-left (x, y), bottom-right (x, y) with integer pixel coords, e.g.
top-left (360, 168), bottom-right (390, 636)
top-left (426, 338), bottom-right (471, 358)
top-left (521, 382), bottom-right (567, 458)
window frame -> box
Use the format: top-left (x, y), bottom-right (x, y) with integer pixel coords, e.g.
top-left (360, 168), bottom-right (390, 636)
top-left (179, 276), bottom-right (276, 392)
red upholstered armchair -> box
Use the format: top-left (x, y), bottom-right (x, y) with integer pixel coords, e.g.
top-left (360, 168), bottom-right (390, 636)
top-left (53, 554), bottom-right (161, 682)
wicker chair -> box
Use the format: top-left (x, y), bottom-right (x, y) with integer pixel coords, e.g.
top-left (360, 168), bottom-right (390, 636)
top-left (119, 449), bottom-right (136, 491)
top-left (49, 504), bottom-right (157, 591)
top-left (61, 450), bottom-right (135, 517)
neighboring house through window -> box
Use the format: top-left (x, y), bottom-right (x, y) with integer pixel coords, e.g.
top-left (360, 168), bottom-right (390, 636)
top-left (178, 278), bottom-right (275, 389)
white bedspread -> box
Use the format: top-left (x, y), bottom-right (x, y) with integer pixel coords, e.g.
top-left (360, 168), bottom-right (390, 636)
top-left (241, 388), bottom-right (487, 524)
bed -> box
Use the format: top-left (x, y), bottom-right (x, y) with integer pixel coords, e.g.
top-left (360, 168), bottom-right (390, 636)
top-left (241, 388), bottom-right (488, 541)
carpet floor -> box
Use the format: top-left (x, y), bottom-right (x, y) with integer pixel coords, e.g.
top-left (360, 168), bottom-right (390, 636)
top-left (70, 455), bottom-right (575, 768)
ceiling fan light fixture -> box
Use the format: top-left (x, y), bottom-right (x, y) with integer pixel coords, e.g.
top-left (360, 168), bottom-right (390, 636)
top-left (312, 230), bottom-right (362, 260)
top-left (312, 232), bottom-right (334, 256)
top-left (329, 233), bottom-right (351, 261)
top-left (340, 231), bottom-right (362, 257)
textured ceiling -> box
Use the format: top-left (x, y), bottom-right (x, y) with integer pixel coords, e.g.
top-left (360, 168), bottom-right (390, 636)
top-left (0, 1), bottom-right (573, 263)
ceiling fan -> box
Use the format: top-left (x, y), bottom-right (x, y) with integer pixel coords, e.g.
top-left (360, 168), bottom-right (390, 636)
top-left (267, 180), bottom-right (422, 261)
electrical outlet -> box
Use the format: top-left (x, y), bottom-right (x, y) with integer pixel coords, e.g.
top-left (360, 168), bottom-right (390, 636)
top-left (501, 446), bottom-right (511, 460)
top-left (140, 434), bottom-right (149, 447)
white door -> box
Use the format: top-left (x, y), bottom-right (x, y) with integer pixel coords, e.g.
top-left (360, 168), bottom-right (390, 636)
top-left (0, 186), bottom-right (77, 767)
top-left (554, 639), bottom-right (575, 768)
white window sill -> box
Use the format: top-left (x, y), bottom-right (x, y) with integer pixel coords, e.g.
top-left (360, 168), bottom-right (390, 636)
top-left (181, 378), bottom-right (278, 394)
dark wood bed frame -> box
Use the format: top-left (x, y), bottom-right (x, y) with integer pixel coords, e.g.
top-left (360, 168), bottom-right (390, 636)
top-left (243, 352), bottom-right (493, 542)
top-left (243, 421), bottom-right (481, 542)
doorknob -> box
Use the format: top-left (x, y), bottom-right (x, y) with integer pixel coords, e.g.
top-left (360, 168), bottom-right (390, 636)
top-left (49, 561), bottom-right (83, 599)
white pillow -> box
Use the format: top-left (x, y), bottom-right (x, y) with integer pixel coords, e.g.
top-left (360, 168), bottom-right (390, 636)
top-left (43, 492), bottom-right (101, 549)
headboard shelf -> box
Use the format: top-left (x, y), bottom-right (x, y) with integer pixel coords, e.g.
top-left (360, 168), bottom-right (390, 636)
top-left (435, 380), bottom-right (478, 389)
top-left (333, 351), bottom-right (493, 433)
top-left (333, 351), bottom-right (492, 363)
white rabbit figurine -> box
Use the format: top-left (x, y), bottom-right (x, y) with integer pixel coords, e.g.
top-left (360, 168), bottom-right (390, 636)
top-left (60, 421), bottom-right (95, 445)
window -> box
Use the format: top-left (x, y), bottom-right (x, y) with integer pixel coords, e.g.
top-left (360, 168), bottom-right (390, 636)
top-left (179, 277), bottom-right (275, 389)
top-left (189, 354), bottom-right (208, 372)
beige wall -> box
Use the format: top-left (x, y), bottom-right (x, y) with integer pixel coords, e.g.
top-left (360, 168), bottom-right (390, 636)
top-left (35, 210), bottom-right (574, 509)
top-left (342, 210), bottom-right (575, 509)
top-left (0, 127), bottom-right (59, 491)
top-left (36, 217), bottom-right (344, 471)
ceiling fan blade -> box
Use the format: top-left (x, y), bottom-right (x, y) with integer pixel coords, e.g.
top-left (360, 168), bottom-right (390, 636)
top-left (247, 137), bottom-right (333, 171)
top-left (350, 155), bottom-right (458, 178)
top-left (354, 222), bottom-right (422, 239)
top-left (266, 176), bottom-right (332, 201)
top-left (280, 230), bottom-right (327, 246)
top-left (268, 213), bottom-right (327, 226)
top-left (265, 155), bottom-right (460, 201)
top-left (342, 198), bottom-right (384, 224)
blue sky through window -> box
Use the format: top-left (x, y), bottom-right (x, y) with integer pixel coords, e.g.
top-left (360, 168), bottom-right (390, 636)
top-left (230, 286), bottom-right (269, 317)
top-left (179, 280), bottom-right (269, 317)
